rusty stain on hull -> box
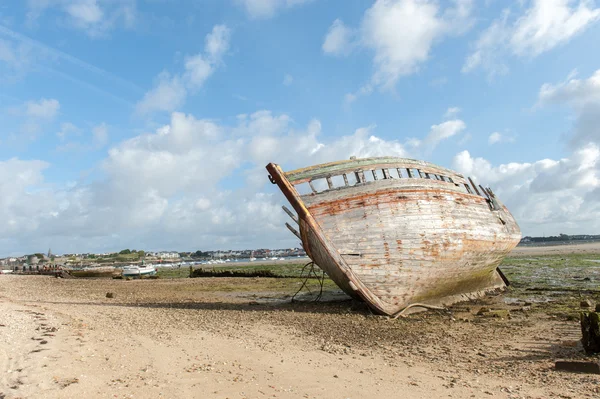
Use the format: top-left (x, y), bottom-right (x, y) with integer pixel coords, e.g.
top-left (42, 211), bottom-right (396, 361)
top-left (266, 157), bottom-right (521, 316)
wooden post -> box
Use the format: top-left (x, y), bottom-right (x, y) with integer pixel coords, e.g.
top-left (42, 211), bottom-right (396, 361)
top-left (581, 310), bottom-right (600, 354)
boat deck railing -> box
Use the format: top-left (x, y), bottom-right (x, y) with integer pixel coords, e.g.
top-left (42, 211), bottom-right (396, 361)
top-left (281, 157), bottom-right (491, 199)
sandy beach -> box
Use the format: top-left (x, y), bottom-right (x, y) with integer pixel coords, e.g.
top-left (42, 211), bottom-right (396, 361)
top-left (2, 243), bottom-right (600, 399)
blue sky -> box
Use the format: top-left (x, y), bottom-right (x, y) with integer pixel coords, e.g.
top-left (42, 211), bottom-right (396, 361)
top-left (1, 0), bottom-right (600, 256)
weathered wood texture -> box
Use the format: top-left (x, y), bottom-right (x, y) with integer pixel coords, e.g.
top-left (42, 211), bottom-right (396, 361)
top-left (68, 266), bottom-right (121, 278)
top-left (266, 157), bottom-right (521, 316)
top-left (581, 311), bottom-right (600, 354)
top-left (285, 157), bottom-right (466, 184)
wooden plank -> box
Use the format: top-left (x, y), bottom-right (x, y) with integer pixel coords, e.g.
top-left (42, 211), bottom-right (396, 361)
top-left (285, 222), bottom-right (301, 240)
top-left (469, 177), bottom-right (481, 196)
top-left (326, 176), bottom-right (334, 189)
top-left (282, 205), bottom-right (299, 224)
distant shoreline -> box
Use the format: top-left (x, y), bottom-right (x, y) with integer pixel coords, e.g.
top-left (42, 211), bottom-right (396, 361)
top-left (510, 241), bottom-right (600, 256)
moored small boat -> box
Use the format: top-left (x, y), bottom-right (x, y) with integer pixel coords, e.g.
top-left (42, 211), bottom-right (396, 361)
top-left (122, 265), bottom-right (157, 278)
top-left (267, 156), bottom-right (521, 316)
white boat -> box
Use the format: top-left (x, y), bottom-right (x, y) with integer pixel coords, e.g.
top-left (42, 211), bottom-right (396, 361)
top-left (122, 265), bottom-right (156, 278)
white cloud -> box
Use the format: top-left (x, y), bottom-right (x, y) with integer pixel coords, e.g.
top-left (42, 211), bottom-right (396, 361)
top-left (464, 0), bottom-right (600, 76)
top-left (8, 98), bottom-right (597, 252)
top-left (25, 98), bottom-right (60, 119)
top-left (444, 106), bottom-right (461, 118)
top-left (0, 107), bottom-right (412, 254)
top-left (538, 69), bottom-right (600, 107)
top-left (334, 0), bottom-right (473, 100)
top-left (136, 25), bottom-right (231, 115)
top-left (0, 158), bottom-right (53, 248)
top-left (92, 123), bottom-right (108, 148)
top-left (0, 38), bottom-right (33, 75)
top-left (7, 98), bottom-right (61, 141)
top-left (488, 132), bottom-right (502, 145)
top-left (204, 24), bottom-right (231, 61)
top-left (426, 119), bottom-right (466, 146)
top-left (409, 119), bottom-right (467, 152)
top-left (538, 69), bottom-right (600, 147)
top-left (237, 0), bottom-right (313, 19)
top-left (136, 73), bottom-right (186, 115)
top-left (55, 122), bottom-right (110, 152)
top-left (183, 56), bottom-right (213, 89)
top-left (66, 0), bottom-right (104, 25)
top-left (449, 69), bottom-right (600, 235)
top-left (453, 144), bottom-right (600, 235)
top-left (511, 0), bottom-right (600, 56)
top-left (361, 0), bottom-right (444, 90)
top-left (322, 19), bottom-right (354, 55)
top-left (488, 131), bottom-right (516, 145)
top-left (283, 74), bottom-right (294, 86)
top-left (56, 122), bottom-right (79, 141)
top-left (26, 0), bottom-right (137, 37)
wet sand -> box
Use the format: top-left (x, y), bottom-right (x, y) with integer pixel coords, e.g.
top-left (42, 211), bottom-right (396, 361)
top-left (509, 241), bottom-right (600, 256)
top-left (1, 244), bottom-right (600, 398)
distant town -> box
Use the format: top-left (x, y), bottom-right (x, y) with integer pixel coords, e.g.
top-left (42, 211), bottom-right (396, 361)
top-left (0, 247), bottom-right (307, 270)
top-left (4, 233), bottom-right (600, 271)
top-left (519, 234), bottom-right (600, 245)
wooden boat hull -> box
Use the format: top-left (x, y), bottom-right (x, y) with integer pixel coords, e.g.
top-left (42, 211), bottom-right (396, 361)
top-left (68, 267), bottom-right (122, 278)
top-left (267, 157), bottom-right (521, 316)
top-left (122, 266), bottom-right (156, 278)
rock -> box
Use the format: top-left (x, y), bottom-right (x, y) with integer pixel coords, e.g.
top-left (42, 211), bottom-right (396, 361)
top-left (476, 307), bottom-right (490, 316)
top-left (555, 360), bottom-right (600, 374)
top-left (481, 310), bottom-right (510, 319)
top-left (580, 299), bottom-right (593, 308)
top-left (106, 292), bottom-right (115, 299)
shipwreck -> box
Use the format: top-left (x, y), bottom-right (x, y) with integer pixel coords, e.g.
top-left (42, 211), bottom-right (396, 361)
top-left (266, 156), bottom-right (521, 317)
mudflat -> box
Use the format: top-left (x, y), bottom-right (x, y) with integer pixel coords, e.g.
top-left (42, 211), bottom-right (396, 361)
top-left (2, 245), bottom-right (600, 399)
top-left (509, 241), bottom-right (600, 256)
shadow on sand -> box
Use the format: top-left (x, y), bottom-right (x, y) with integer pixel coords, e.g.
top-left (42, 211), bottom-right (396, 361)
top-left (28, 295), bottom-right (372, 316)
